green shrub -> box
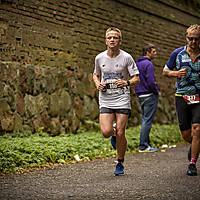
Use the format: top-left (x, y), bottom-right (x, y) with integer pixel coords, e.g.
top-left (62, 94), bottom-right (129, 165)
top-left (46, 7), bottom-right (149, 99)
top-left (0, 124), bottom-right (183, 174)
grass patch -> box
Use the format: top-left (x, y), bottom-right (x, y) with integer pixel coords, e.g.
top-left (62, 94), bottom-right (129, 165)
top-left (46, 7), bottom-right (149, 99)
top-left (0, 124), bottom-right (184, 174)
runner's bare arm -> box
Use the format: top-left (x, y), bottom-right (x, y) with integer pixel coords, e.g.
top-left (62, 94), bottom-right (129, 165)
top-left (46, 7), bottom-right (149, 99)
top-left (115, 74), bottom-right (140, 87)
top-left (129, 74), bottom-right (140, 86)
top-left (162, 68), bottom-right (187, 78)
top-left (93, 73), bottom-right (105, 91)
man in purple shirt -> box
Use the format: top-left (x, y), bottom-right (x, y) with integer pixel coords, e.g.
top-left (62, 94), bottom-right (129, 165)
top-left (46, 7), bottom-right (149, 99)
top-left (135, 44), bottom-right (159, 152)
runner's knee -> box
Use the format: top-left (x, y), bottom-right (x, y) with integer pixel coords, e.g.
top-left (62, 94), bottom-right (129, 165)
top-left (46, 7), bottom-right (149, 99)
top-left (101, 128), bottom-right (113, 138)
top-left (116, 128), bottom-right (126, 137)
top-left (181, 129), bottom-right (192, 143)
top-left (192, 124), bottom-right (200, 138)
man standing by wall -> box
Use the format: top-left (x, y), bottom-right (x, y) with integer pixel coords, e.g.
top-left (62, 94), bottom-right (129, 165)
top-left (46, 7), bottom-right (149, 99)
top-left (93, 27), bottom-right (139, 175)
top-left (135, 44), bottom-right (159, 152)
top-left (162, 24), bottom-right (200, 176)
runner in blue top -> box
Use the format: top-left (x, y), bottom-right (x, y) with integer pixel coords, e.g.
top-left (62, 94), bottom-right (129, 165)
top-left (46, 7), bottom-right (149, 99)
top-left (163, 24), bottom-right (200, 176)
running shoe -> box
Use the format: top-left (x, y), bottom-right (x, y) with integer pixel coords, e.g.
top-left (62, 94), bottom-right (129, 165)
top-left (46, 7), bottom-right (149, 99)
top-left (113, 123), bottom-right (116, 132)
top-left (187, 163), bottom-right (197, 176)
top-left (139, 146), bottom-right (158, 152)
top-left (188, 146), bottom-right (191, 162)
top-left (111, 123), bottom-right (116, 150)
top-left (114, 162), bottom-right (124, 176)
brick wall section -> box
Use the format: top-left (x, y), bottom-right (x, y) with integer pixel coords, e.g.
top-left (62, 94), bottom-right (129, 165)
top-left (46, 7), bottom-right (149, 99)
top-left (1, 0), bottom-right (199, 68)
top-left (0, 0), bottom-right (199, 133)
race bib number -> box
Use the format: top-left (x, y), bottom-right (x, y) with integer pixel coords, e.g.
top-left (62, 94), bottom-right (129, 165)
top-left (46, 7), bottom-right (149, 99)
top-left (183, 94), bottom-right (200, 104)
top-left (105, 79), bottom-right (123, 95)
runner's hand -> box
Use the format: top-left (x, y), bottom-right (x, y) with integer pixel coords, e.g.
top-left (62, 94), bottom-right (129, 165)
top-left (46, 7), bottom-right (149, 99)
top-left (115, 78), bottom-right (127, 87)
top-left (178, 68), bottom-right (187, 78)
top-left (97, 82), bottom-right (106, 91)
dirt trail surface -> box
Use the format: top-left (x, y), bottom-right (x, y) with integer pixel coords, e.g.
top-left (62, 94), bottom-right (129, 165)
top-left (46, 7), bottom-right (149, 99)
top-left (0, 144), bottom-right (200, 200)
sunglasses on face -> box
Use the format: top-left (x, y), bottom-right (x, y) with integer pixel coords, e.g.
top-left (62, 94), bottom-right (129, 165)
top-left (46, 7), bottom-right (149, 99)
top-left (187, 36), bottom-right (200, 41)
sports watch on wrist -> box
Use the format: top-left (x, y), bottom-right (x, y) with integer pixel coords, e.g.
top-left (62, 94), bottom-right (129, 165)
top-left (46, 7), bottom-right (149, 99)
top-left (126, 80), bottom-right (130, 86)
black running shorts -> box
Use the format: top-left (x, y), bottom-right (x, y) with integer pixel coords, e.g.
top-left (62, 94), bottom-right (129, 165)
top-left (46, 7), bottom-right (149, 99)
top-left (100, 107), bottom-right (131, 118)
top-left (175, 96), bottom-right (200, 131)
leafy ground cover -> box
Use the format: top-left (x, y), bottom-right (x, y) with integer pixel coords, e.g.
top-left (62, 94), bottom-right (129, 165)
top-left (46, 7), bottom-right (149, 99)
top-left (0, 124), bottom-right (184, 174)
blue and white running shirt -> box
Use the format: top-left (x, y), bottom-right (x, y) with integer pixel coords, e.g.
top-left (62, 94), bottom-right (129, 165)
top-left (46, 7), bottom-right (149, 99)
top-left (164, 46), bottom-right (200, 95)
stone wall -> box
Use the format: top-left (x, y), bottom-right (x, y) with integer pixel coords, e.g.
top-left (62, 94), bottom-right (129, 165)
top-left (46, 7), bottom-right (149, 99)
top-left (0, 0), bottom-right (200, 134)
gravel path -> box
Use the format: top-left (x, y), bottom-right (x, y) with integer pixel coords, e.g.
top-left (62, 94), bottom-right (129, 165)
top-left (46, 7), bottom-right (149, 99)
top-left (0, 144), bottom-right (200, 200)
